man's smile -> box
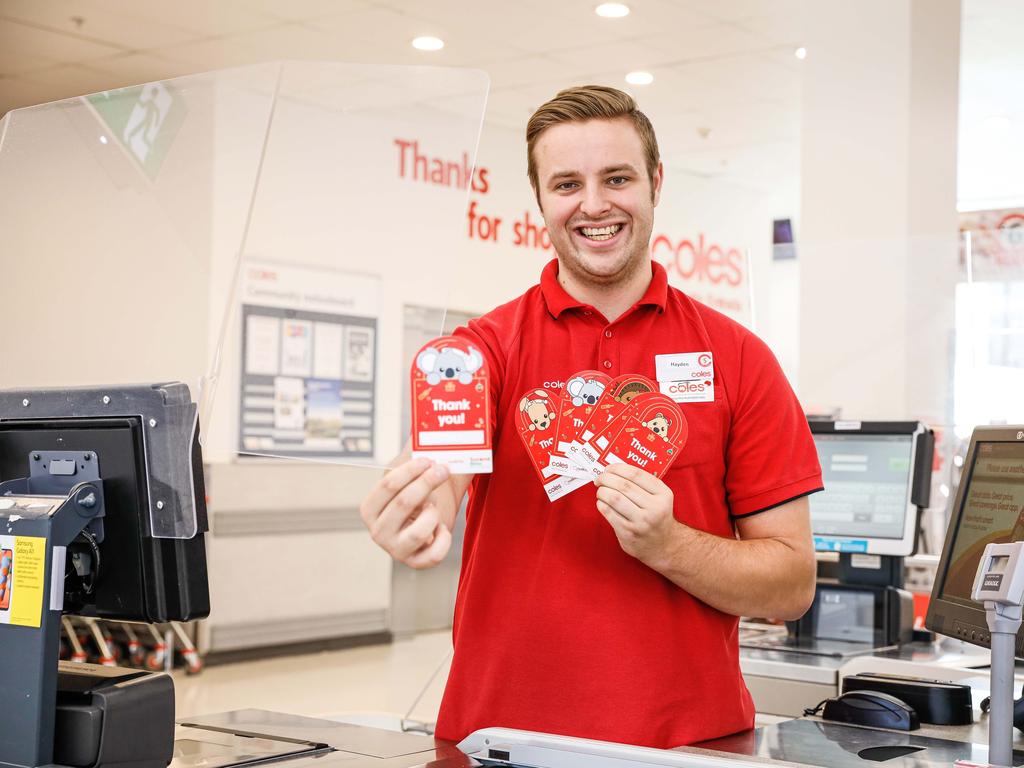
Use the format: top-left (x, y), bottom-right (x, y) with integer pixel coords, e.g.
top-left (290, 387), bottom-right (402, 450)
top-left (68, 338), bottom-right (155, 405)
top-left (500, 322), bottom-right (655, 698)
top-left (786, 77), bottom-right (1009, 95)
top-left (575, 222), bottom-right (626, 244)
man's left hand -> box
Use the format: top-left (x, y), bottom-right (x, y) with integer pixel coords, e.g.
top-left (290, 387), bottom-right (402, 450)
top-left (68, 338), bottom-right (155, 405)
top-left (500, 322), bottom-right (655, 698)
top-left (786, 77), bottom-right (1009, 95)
top-left (594, 463), bottom-right (679, 567)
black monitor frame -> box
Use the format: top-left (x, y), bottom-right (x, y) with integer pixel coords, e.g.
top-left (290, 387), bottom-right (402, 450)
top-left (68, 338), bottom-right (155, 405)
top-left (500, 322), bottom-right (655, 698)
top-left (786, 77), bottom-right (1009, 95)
top-left (808, 420), bottom-right (933, 557)
top-left (926, 425), bottom-right (1024, 654)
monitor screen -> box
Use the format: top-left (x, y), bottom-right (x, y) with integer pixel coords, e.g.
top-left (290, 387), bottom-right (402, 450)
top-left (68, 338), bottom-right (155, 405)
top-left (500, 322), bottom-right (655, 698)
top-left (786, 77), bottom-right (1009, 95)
top-left (808, 422), bottom-right (928, 556)
top-left (927, 427), bottom-right (1024, 654)
top-left (937, 441), bottom-right (1024, 607)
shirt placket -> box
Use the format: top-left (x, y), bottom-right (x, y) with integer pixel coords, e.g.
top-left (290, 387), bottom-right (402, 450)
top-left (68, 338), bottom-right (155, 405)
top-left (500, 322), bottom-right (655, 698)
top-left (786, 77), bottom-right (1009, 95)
top-left (597, 321), bottom-right (620, 375)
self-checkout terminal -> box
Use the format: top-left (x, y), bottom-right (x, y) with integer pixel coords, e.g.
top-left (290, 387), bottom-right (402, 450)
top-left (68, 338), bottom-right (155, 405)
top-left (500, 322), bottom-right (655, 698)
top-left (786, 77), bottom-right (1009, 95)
top-left (0, 383), bottom-right (210, 768)
top-left (743, 421), bottom-right (933, 657)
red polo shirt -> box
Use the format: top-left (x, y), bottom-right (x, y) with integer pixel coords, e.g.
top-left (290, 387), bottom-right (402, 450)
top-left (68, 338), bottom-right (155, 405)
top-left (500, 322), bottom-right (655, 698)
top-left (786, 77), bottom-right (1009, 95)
top-left (436, 259), bottom-right (822, 748)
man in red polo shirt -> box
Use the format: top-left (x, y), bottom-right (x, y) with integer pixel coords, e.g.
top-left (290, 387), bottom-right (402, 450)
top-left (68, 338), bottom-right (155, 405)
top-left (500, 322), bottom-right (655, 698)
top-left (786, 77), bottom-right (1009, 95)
top-left (360, 85), bottom-right (822, 748)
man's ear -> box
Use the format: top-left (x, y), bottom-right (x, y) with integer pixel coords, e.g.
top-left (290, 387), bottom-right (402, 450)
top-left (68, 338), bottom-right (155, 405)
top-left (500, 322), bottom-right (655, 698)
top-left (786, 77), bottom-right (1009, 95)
top-left (652, 162), bottom-right (664, 207)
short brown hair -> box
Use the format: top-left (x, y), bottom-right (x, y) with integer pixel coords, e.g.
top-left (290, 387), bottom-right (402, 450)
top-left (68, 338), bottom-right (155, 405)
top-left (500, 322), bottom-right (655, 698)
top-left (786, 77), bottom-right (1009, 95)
top-left (526, 85), bottom-right (660, 197)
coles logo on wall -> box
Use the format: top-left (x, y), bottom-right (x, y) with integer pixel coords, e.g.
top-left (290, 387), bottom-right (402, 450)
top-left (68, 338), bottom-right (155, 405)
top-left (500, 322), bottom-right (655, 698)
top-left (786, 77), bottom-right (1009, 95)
top-left (651, 232), bottom-right (750, 323)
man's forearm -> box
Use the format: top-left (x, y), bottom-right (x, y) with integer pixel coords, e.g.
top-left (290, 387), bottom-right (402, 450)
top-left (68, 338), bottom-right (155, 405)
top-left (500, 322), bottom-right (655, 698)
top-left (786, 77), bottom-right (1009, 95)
top-left (648, 523), bottom-right (816, 620)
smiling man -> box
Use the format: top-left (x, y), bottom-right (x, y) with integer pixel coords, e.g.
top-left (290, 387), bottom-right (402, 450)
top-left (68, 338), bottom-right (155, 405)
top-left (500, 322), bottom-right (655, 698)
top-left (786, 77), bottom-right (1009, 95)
top-left (360, 86), bottom-right (823, 748)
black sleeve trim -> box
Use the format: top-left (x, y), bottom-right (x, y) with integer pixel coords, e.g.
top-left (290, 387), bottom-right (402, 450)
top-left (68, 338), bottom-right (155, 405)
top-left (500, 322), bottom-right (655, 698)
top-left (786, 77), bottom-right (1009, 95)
top-left (730, 487), bottom-right (824, 520)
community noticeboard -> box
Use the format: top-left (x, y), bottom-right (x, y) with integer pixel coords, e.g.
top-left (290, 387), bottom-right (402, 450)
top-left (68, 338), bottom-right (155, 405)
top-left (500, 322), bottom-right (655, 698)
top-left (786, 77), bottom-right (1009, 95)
top-left (238, 260), bottom-right (379, 459)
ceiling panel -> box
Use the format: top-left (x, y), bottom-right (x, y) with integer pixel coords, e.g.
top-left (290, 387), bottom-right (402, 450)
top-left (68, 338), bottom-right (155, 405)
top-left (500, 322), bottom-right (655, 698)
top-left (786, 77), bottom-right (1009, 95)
top-left (83, 0), bottom-right (280, 37)
top-left (0, 17), bottom-right (124, 64)
top-left (0, 0), bottom-right (203, 50)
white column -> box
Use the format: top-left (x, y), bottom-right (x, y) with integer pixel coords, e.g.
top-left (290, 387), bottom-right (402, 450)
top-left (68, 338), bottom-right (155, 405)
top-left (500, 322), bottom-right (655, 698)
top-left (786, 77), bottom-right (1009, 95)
top-left (797, 0), bottom-right (960, 423)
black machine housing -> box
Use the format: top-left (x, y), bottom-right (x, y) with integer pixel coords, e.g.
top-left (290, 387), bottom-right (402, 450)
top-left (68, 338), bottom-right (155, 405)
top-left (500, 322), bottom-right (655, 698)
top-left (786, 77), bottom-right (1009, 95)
top-left (0, 415), bottom-right (209, 623)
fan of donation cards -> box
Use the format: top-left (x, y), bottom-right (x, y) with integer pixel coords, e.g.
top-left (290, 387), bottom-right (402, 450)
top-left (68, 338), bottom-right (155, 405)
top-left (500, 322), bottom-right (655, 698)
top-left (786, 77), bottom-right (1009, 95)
top-left (517, 371), bottom-right (687, 502)
top-left (409, 339), bottom-right (687, 498)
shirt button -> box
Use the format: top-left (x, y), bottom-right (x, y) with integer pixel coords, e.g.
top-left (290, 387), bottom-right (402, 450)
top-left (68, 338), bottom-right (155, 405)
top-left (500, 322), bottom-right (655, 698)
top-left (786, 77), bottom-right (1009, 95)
top-left (583, 310), bottom-right (592, 316)
top-left (604, 330), bottom-right (613, 338)
top-left (603, 360), bottom-right (613, 369)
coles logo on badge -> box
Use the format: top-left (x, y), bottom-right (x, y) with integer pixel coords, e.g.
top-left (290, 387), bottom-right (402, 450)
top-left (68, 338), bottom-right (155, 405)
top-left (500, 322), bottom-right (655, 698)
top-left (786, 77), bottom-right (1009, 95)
top-left (667, 380), bottom-right (711, 394)
top-left (698, 353), bottom-right (712, 367)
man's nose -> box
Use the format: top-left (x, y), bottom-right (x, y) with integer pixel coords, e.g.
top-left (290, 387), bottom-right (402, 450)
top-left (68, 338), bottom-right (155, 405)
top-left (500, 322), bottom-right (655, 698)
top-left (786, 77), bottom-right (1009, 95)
top-left (579, 184), bottom-right (612, 218)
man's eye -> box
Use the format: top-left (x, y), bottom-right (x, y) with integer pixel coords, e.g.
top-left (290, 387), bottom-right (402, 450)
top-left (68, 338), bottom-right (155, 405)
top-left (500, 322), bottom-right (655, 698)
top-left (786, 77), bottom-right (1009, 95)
top-left (608, 176), bottom-right (629, 186)
top-left (555, 181), bottom-right (579, 191)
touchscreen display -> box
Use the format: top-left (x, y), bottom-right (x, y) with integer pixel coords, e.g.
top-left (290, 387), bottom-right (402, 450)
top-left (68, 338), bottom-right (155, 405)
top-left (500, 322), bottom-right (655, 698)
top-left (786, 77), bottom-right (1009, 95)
top-left (940, 442), bottom-right (1024, 607)
top-left (810, 434), bottom-right (914, 540)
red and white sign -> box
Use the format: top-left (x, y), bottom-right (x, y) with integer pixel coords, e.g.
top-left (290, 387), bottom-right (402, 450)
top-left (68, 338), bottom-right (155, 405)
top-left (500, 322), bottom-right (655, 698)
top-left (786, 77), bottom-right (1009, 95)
top-left (960, 207), bottom-right (1024, 280)
top-left (411, 336), bottom-right (492, 473)
top-left (552, 371), bottom-right (612, 479)
top-left (574, 374), bottom-right (657, 471)
top-left (516, 387), bottom-right (588, 501)
top-left (597, 393), bottom-right (687, 478)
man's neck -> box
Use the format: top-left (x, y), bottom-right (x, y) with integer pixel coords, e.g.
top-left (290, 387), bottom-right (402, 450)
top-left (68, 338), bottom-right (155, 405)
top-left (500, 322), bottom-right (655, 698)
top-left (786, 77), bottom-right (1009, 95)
top-left (557, 258), bottom-right (653, 322)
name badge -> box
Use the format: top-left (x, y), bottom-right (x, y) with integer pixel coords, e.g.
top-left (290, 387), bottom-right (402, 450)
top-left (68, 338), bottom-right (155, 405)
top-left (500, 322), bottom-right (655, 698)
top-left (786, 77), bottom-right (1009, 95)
top-left (655, 352), bottom-right (714, 403)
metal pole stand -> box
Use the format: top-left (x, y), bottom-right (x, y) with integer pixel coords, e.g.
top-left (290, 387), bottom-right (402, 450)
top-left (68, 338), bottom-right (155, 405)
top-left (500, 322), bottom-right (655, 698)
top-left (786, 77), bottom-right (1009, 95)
top-left (972, 541), bottom-right (1024, 768)
top-left (986, 604), bottom-right (1022, 768)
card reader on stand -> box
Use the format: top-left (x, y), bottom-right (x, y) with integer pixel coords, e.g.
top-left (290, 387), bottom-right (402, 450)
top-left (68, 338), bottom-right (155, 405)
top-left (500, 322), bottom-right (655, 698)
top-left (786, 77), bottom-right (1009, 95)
top-left (971, 541), bottom-right (1024, 768)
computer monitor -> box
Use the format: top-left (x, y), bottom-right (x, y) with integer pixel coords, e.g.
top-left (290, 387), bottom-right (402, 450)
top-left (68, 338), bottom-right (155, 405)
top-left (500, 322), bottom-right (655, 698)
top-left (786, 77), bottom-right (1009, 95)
top-left (926, 425), bottom-right (1024, 654)
top-left (809, 421), bottom-right (933, 557)
top-left (0, 383), bottom-right (209, 623)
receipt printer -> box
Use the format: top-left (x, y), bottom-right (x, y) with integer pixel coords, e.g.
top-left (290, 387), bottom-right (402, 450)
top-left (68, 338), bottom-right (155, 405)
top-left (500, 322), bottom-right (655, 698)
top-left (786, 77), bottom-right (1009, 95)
top-left (54, 662), bottom-right (174, 768)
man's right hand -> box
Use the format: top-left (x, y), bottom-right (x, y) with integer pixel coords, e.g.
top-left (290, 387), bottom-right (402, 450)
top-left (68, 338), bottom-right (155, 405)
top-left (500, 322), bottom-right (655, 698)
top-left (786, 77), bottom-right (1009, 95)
top-left (359, 457), bottom-right (454, 569)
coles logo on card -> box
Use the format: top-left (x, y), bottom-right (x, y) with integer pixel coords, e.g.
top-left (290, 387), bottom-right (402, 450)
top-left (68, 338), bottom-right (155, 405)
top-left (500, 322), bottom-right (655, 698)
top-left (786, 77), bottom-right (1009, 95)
top-left (410, 336), bottom-right (492, 473)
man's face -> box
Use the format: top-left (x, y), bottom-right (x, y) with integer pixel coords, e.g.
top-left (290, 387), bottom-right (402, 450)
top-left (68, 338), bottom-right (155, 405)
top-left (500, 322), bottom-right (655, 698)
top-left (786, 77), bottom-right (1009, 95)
top-left (533, 118), bottom-right (662, 288)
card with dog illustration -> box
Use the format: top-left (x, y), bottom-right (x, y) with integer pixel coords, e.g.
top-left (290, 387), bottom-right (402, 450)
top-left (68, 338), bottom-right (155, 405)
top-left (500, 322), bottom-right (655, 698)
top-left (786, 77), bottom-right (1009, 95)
top-left (596, 393), bottom-right (687, 478)
top-left (516, 388), bottom-right (589, 501)
top-left (411, 336), bottom-right (492, 473)
top-left (572, 374), bottom-right (657, 471)
top-left (551, 370), bottom-right (612, 479)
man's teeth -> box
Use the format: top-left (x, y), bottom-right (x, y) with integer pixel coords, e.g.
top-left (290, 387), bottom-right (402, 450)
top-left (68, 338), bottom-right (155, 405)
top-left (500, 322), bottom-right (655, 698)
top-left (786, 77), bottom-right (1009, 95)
top-left (580, 224), bottom-right (622, 241)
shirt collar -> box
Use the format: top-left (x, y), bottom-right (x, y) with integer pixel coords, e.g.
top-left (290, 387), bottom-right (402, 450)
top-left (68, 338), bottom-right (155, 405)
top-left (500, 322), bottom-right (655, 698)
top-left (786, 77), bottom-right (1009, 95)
top-left (540, 258), bottom-right (668, 319)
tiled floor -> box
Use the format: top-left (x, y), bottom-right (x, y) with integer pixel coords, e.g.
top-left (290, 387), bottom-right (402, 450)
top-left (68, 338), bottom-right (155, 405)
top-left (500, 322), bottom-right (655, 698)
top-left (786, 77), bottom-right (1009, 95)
top-left (174, 630), bottom-right (453, 728)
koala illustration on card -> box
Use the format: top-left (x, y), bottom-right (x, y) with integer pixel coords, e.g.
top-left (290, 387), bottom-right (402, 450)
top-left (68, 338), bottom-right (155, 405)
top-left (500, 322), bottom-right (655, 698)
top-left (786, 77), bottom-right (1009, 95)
top-left (567, 376), bottom-right (606, 407)
top-left (416, 345), bottom-right (484, 385)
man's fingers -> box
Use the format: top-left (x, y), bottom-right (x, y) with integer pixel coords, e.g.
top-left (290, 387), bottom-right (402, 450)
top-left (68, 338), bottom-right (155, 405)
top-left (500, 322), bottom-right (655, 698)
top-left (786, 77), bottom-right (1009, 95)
top-left (597, 498), bottom-right (631, 536)
top-left (600, 462), bottom-right (662, 495)
top-left (368, 462), bottom-right (451, 543)
top-left (594, 470), bottom-right (648, 509)
top-left (393, 505), bottom-right (440, 561)
top-left (406, 523), bottom-right (452, 569)
top-left (360, 457), bottom-right (431, 525)
top-left (596, 485), bottom-right (641, 523)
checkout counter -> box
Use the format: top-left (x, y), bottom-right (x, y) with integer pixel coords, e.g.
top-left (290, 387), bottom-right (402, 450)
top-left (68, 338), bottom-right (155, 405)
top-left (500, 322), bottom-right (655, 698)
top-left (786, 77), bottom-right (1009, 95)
top-left (4, 394), bottom-right (1024, 768)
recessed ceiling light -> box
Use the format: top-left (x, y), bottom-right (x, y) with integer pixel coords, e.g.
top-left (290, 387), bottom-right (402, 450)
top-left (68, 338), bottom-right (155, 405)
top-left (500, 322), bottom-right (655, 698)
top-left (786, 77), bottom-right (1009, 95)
top-left (412, 36), bottom-right (444, 51)
top-left (794, 47), bottom-right (807, 60)
top-left (625, 71), bottom-right (653, 85)
top-left (99, 135), bottom-right (108, 145)
top-left (595, 3), bottom-right (630, 18)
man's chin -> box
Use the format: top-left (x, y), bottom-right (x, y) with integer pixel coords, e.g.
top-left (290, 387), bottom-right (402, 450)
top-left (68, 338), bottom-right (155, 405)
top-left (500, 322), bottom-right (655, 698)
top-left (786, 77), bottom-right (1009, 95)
top-left (572, 251), bottom-right (643, 283)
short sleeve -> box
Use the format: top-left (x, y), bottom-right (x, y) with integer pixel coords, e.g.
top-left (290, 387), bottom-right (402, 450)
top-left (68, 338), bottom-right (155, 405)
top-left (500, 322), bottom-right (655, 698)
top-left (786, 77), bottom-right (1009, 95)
top-left (724, 333), bottom-right (823, 518)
